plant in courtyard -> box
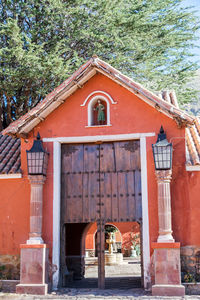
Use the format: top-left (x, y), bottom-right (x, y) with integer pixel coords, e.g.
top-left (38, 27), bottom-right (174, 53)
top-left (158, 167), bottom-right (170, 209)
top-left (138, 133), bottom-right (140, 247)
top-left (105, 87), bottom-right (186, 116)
top-left (183, 272), bottom-right (196, 283)
top-left (0, 265), bottom-right (8, 280)
top-left (130, 232), bottom-right (141, 257)
top-left (0, 0), bottom-right (199, 129)
top-left (130, 233), bottom-right (140, 250)
top-left (105, 225), bottom-right (118, 234)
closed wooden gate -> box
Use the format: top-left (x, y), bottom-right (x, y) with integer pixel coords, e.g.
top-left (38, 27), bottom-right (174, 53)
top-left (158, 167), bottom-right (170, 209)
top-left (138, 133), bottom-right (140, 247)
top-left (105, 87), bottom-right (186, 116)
top-left (61, 140), bottom-right (141, 288)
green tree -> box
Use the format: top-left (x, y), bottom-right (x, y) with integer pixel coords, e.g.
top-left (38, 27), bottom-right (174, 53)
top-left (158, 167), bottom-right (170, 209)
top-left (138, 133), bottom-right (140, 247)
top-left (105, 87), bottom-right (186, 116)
top-left (0, 0), bottom-right (199, 129)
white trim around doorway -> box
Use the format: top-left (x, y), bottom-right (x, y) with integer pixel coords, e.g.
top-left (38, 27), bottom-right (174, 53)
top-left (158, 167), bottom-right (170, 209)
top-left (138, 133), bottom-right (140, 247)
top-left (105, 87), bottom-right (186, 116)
top-left (51, 132), bottom-right (154, 290)
top-left (140, 137), bottom-right (151, 289)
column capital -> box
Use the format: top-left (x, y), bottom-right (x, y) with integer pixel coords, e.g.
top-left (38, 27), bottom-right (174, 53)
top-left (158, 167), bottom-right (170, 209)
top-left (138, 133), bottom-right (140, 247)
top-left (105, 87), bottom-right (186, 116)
top-left (28, 175), bottom-right (46, 185)
top-left (155, 169), bottom-right (172, 183)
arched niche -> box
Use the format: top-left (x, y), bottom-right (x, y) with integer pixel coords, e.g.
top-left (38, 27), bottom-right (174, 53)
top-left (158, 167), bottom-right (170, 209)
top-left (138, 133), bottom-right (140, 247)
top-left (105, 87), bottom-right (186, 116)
top-left (87, 95), bottom-right (111, 127)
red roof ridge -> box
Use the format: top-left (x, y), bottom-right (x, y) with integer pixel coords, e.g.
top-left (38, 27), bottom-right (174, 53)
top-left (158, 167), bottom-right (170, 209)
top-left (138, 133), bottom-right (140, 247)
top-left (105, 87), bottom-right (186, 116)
top-left (2, 57), bottom-right (194, 137)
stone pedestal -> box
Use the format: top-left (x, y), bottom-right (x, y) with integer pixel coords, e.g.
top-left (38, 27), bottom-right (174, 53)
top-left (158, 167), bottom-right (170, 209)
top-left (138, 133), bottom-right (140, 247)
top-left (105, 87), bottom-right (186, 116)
top-left (152, 242), bottom-right (185, 296)
top-left (105, 253), bottom-right (116, 265)
top-left (16, 244), bottom-right (49, 295)
top-left (116, 253), bottom-right (123, 264)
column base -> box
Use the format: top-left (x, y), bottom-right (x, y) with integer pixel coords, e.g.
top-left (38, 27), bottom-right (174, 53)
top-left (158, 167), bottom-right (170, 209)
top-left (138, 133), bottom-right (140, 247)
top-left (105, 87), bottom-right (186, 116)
top-left (27, 237), bottom-right (44, 244)
top-left (152, 284), bottom-right (185, 296)
top-left (16, 284), bottom-right (48, 295)
top-left (157, 234), bottom-right (174, 243)
top-left (17, 244), bottom-right (49, 295)
top-left (105, 253), bottom-right (117, 265)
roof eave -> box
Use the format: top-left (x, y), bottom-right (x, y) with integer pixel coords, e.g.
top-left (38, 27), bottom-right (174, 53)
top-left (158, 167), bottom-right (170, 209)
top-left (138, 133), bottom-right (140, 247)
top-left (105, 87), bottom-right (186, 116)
top-left (2, 57), bottom-right (195, 137)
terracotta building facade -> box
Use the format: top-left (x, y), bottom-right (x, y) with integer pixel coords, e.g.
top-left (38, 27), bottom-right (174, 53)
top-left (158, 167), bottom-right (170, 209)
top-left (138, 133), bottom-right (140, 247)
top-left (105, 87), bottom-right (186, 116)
top-left (0, 57), bottom-right (200, 296)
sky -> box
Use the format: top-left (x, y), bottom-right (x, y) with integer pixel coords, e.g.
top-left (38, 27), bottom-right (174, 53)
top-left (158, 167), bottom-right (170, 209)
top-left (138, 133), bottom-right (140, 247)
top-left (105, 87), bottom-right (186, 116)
top-left (182, 0), bottom-right (200, 62)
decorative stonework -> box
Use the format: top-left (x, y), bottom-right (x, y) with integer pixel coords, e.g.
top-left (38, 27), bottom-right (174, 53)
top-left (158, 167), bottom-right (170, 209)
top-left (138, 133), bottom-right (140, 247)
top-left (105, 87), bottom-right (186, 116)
top-left (85, 250), bottom-right (95, 257)
top-left (155, 170), bottom-right (174, 243)
top-left (181, 246), bottom-right (200, 280)
top-left (0, 255), bottom-right (20, 280)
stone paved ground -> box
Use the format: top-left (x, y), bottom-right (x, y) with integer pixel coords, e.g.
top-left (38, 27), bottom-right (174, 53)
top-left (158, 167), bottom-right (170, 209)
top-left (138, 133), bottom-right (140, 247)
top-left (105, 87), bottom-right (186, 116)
top-left (1, 258), bottom-right (199, 299)
top-left (1, 289), bottom-right (200, 300)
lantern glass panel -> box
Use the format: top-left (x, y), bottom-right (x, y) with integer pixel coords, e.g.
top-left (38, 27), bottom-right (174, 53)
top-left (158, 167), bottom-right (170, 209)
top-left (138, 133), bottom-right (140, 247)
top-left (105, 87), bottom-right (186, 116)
top-left (27, 150), bottom-right (47, 175)
top-left (26, 133), bottom-right (49, 176)
top-left (152, 143), bottom-right (172, 170)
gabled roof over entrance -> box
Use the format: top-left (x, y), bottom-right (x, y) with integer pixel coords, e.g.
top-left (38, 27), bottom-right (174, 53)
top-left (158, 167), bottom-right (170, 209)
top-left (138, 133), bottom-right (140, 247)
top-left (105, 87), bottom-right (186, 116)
top-left (3, 56), bottom-right (194, 138)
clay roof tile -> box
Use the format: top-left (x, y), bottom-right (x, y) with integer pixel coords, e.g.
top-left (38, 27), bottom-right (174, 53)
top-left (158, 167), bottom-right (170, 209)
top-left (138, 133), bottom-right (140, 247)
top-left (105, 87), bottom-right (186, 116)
top-left (185, 118), bottom-right (200, 166)
top-left (0, 134), bottom-right (21, 174)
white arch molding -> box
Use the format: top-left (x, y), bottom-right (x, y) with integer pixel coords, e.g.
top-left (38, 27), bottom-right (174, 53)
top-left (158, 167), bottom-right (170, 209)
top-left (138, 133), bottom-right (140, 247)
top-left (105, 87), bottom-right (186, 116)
top-left (80, 90), bottom-right (117, 127)
top-left (80, 90), bottom-right (117, 107)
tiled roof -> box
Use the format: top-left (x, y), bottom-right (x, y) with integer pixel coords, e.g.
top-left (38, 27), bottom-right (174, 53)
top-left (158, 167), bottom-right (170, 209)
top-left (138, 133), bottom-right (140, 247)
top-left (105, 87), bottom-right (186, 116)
top-left (186, 118), bottom-right (200, 166)
top-left (156, 90), bottom-right (179, 108)
top-left (159, 91), bottom-right (200, 167)
top-left (0, 134), bottom-right (21, 174)
top-left (1, 57), bottom-right (199, 169)
top-left (3, 56), bottom-right (194, 137)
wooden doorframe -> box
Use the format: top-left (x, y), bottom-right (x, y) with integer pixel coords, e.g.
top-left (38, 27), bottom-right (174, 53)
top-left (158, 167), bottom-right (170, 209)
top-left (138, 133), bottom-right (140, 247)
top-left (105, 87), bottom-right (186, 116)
top-left (46, 132), bottom-right (155, 290)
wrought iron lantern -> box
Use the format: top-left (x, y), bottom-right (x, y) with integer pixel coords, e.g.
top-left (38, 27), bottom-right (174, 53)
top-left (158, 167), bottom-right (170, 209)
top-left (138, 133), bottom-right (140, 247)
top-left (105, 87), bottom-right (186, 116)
top-left (152, 126), bottom-right (172, 170)
top-left (26, 133), bottom-right (49, 176)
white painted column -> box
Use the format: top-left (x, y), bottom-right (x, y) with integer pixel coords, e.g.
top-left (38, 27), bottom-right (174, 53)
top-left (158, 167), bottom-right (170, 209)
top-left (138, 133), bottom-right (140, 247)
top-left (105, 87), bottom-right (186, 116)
top-left (156, 170), bottom-right (174, 243)
top-left (140, 137), bottom-right (151, 290)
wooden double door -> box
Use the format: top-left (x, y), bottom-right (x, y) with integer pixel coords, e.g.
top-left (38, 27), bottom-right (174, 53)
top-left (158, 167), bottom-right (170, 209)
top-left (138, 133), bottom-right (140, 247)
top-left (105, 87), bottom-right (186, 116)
top-left (61, 140), bottom-right (142, 288)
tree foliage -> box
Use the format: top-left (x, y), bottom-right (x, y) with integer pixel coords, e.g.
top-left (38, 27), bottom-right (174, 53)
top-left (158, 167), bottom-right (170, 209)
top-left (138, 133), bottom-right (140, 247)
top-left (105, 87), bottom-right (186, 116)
top-left (0, 0), bottom-right (199, 129)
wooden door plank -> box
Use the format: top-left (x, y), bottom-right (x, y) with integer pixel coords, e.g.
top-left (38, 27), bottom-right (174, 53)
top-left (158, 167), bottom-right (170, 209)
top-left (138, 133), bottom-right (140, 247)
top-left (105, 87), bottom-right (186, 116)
top-left (118, 172), bottom-right (127, 222)
top-left (126, 171), bottom-right (136, 221)
top-left (65, 174), bottom-right (83, 223)
top-left (135, 169), bottom-right (142, 221)
top-left (100, 143), bottom-right (115, 172)
top-left (61, 144), bottom-right (73, 174)
top-left (114, 142), bottom-right (129, 171)
top-left (82, 172), bottom-right (89, 222)
top-left (129, 140), bottom-right (141, 170)
top-left (65, 174), bottom-right (73, 222)
top-left (71, 144), bottom-right (84, 173)
top-left (97, 221), bottom-right (105, 289)
top-left (100, 172), bottom-right (112, 222)
top-left (111, 172), bottom-right (119, 221)
top-left (89, 172), bottom-right (99, 222)
top-left (84, 144), bottom-right (99, 172)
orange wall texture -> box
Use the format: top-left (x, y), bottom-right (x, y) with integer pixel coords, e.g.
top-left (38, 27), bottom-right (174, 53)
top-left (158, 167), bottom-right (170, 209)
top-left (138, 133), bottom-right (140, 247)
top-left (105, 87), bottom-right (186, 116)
top-left (1, 72), bottom-right (199, 258)
top-left (0, 178), bottom-right (30, 255)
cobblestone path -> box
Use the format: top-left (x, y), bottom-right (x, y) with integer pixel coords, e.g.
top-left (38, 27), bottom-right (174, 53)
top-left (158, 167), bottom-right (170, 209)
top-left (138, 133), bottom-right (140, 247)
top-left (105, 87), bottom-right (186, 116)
top-left (1, 289), bottom-right (200, 300)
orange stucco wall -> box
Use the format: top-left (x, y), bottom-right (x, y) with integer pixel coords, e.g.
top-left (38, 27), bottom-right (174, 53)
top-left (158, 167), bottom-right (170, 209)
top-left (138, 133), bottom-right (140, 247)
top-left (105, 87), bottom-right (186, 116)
top-left (0, 178), bottom-right (30, 255)
top-left (1, 72), bottom-right (200, 259)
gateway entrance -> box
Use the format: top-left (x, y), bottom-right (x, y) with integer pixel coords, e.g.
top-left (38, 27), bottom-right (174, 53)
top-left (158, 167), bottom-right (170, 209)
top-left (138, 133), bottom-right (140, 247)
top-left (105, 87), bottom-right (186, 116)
top-left (60, 140), bottom-right (142, 288)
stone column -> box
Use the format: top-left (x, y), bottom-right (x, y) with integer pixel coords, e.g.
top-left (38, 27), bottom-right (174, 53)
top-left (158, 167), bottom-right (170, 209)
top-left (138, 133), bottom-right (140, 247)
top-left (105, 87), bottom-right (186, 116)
top-left (155, 170), bottom-right (174, 243)
top-left (152, 169), bottom-right (185, 296)
top-left (27, 175), bottom-right (46, 244)
top-left (16, 175), bottom-right (49, 295)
